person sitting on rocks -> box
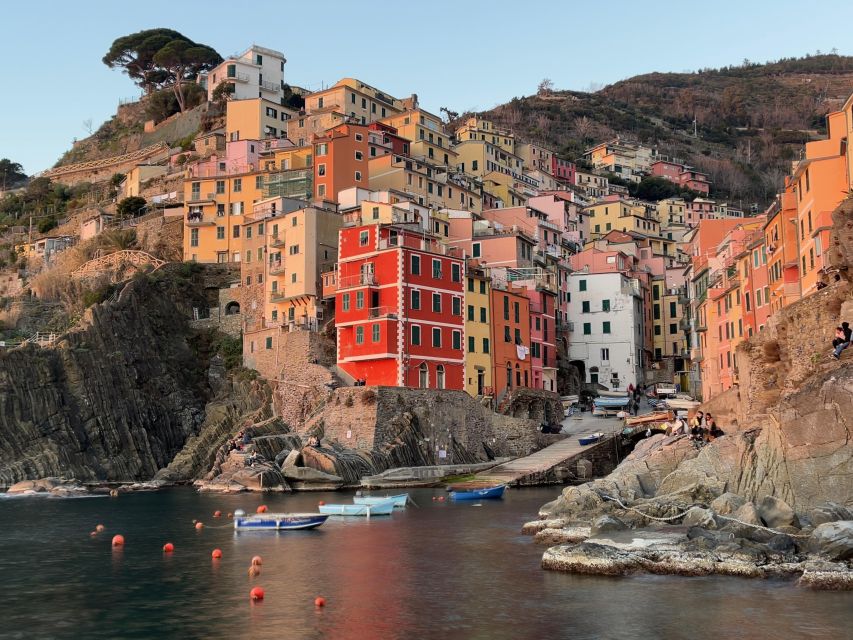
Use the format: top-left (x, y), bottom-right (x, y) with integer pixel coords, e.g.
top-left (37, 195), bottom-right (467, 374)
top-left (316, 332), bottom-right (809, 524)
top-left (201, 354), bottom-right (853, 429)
top-left (690, 411), bottom-right (704, 432)
top-left (690, 414), bottom-right (706, 442)
top-left (708, 422), bottom-right (725, 440)
top-left (832, 322), bottom-right (852, 360)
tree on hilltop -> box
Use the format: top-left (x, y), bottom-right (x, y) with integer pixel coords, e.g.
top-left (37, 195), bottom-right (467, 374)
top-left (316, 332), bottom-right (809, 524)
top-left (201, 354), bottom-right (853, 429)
top-left (103, 29), bottom-right (221, 111)
top-left (0, 159), bottom-right (27, 190)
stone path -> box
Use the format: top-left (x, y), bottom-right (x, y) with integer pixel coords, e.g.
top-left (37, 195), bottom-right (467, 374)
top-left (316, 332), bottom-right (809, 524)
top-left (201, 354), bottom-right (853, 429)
top-left (473, 401), bottom-right (645, 486)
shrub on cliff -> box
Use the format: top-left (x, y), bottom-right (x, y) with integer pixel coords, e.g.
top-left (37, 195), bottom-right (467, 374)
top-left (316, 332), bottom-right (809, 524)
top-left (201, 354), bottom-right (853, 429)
top-left (215, 334), bottom-right (242, 370)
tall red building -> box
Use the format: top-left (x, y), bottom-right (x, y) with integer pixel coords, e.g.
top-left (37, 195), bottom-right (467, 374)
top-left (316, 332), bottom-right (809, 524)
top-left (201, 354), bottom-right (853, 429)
top-left (331, 224), bottom-right (465, 389)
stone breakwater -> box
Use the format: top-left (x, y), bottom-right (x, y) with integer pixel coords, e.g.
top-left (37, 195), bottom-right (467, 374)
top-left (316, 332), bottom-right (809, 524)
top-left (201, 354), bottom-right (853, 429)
top-left (523, 430), bottom-right (853, 590)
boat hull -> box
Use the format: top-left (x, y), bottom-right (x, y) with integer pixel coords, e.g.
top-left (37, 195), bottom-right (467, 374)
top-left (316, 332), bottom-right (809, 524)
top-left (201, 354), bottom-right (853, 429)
top-left (352, 494), bottom-right (408, 508)
top-left (319, 501), bottom-right (396, 516)
top-left (449, 485), bottom-right (505, 500)
top-left (234, 513), bottom-right (329, 531)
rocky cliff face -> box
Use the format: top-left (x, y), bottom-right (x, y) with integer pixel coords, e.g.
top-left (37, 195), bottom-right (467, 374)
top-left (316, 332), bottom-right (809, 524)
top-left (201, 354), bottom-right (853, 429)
top-left (0, 271), bottom-right (234, 488)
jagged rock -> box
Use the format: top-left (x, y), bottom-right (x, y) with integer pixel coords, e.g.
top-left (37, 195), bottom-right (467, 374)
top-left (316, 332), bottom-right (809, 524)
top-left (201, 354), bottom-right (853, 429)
top-left (757, 495), bottom-right (800, 529)
top-left (808, 503), bottom-right (853, 526)
top-left (7, 477), bottom-right (86, 495)
top-left (711, 492), bottom-right (746, 515)
top-left (590, 515), bottom-right (627, 535)
top-left (542, 542), bottom-right (642, 576)
top-left (766, 534), bottom-right (796, 553)
top-left (808, 521), bottom-right (853, 561)
top-left (281, 465), bottom-right (343, 483)
top-left (682, 507), bottom-right (718, 529)
top-left (252, 434), bottom-right (302, 461)
top-left (281, 449), bottom-right (302, 471)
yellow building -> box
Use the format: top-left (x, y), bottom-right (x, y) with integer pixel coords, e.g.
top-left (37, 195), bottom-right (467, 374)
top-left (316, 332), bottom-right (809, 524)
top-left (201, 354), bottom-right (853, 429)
top-left (465, 266), bottom-right (493, 397)
top-left (302, 78), bottom-right (407, 126)
top-left (656, 197), bottom-right (686, 226)
top-left (367, 154), bottom-right (482, 213)
top-left (184, 168), bottom-right (265, 263)
top-left (585, 199), bottom-right (661, 239)
top-left (286, 110), bottom-right (348, 148)
top-left (381, 109), bottom-right (457, 166)
top-left (455, 117), bottom-right (515, 153)
top-left (123, 164), bottom-right (167, 198)
top-left (226, 98), bottom-right (297, 141)
top-left (516, 142), bottom-right (553, 174)
top-left (241, 198), bottom-right (342, 335)
top-left (651, 277), bottom-right (686, 360)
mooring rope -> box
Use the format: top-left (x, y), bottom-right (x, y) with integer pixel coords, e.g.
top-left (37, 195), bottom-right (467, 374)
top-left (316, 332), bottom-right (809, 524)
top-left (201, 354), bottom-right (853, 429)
top-left (600, 494), bottom-right (811, 538)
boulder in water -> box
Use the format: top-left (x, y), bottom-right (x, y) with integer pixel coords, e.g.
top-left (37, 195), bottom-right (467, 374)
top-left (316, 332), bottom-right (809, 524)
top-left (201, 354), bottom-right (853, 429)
top-left (808, 521), bottom-right (853, 561)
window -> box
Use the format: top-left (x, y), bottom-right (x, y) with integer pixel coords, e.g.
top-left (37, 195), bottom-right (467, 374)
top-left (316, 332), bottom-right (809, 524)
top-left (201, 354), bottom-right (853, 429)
top-left (472, 243), bottom-right (481, 258)
top-left (411, 290), bottom-right (421, 310)
top-left (215, 180), bottom-right (225, 194)
top-left (468, 278), bottom-right (474, 292)
top-left (216, 226), bottom-right (225, 240)
top-left (190, 228), bottom-right (199, 247)
top-left (452, 331), bottom-right (461, 350)
top-left (355, 326), bottom-right (364, 344)
top-left (583, 322), bottom-right (591, 335)
top-left (316, 143), bottom-right (327, 156)
top-left (411, 325), bottom-right (421, 345)
top-left (653, 304), bottom-right (660, 320)
top-left (503, 296), bottom-right (509, 321)
top-left (482, 338), bottom-right (490, 353)
top-left (467, 305), bottom-right (475, 321)
top-left (432, 259), bottom-right (442, 279)
top-left (232, 225), bottom-right (240, 238)
top-left (480, 280), bottom-right (486, 294)
top-left (372, 324), bottom-right (380, 343)
top-left (601, 348), bottom-right (610, 361)
top-left (756, 288), bottom-right (762, 306)
top-left (411, 255), bottom-right (421, 275)
top-left (432, 293), bottom-right (442, 313)
top-left (514, 302), bottom-right (520, 323)
top-left (655, 325), bottom-right (662, 336)
top-left (289, 245), bottom-right (299, 255)
top-left (359, 231), bottom-right (369, 246)
top-left (355, 151), bottom-right (363, 161)
top-left (669, 301), bottom-right (677, 317)
top-left (342, 293), bottom-right (350, 312)
top-left (233, 178), bottom-right (242, 192)
top-left (579, 279), bottom-right (587, 292)
top-left (468, 336), bottom-right (475, 352)
top-left (432, 327), bottom-right (442, 347)
top-left (669, 323), bottom-right (677, 334)
top-left (355, 171), bottom-right (362, 181)
top-left (372, 206), bottom-right (380, 220)
top-left (452, 297), bottom-right (461, 316)
top-left (356, 291), bottom-right (364, 309)
top-left (480, 307), bottom-right (487, 323)
top-left (451, 263), bottom-right (461, 282)
top-left (514, 328), bottom-right (521, 344)
top-left (504, 326), bottom-right (511, 342)
top-left (582, 301), bottom-right (590, 313)
top-left (317, 164), bottom-right (326, 177)
top-left (603, 321), bottom-right (611, 334)
top-left (602, 299), bottom-right (610, 312)
top-left (216, 204), bottom-right (225, 217)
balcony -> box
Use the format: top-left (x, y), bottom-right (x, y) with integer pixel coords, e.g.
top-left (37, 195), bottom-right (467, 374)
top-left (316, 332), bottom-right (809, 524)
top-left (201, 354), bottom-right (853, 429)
top-left (188, 192), bottom-right (216, 204)
top-left (270, 290), bottom-right (286, 302)
top-left (270, 234), bottom-right (287, 248)
top-left (368, 306), bottom-right (398, 319)
top-left (260, 79), bottom-right (280, 92)
top-left (186, 212), bottom-right (215, 226)
top-left (268, 260), bottom-right (286, 275)
top-left (227, 71), bottom-right (250, 82)
top-left (337, 272), bottom-right (377, 289)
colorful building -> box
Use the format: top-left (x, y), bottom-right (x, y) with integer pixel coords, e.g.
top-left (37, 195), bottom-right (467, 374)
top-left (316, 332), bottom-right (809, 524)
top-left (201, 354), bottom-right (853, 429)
top-left (489, 282), bottom-right (532, 400)
top-left (330, 224), bottom-right (465, 389)
top-left (465, 265), bottom-right (494, 398)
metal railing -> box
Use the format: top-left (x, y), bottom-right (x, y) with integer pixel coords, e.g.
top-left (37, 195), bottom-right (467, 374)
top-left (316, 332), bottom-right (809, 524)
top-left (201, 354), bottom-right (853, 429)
top-left (337, 273), bottom-right (377, 289)
top-left (368, 306), bottom-right (398, 319)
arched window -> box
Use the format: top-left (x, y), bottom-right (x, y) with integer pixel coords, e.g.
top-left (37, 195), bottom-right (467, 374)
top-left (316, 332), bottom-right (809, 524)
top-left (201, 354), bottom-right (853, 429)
top-left (515, 364), bottom-right (521, 387)
top-left (436, 365), bottom-right (445, 390)
top-left (419, 363), bottom-right (428, 388)
top-left (224, 301), bottom-right (241, 315)
top-left (506, 363), bottom-right (512, 388)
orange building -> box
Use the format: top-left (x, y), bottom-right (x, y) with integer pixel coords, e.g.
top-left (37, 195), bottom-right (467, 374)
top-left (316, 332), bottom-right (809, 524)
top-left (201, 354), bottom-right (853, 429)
top-left (490, 284), bottom-right (532, 400)
top-left (313, 123), bottom-right (371, 202)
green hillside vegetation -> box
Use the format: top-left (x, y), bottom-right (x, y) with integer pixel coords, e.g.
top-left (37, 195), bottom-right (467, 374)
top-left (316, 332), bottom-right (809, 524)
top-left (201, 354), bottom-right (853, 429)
top-left (482, 54), bottom-right (853, 207)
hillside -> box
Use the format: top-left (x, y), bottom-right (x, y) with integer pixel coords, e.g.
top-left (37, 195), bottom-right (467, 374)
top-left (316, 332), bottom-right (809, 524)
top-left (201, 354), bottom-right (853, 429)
top-left (481, 54), bottom-right (853, 206)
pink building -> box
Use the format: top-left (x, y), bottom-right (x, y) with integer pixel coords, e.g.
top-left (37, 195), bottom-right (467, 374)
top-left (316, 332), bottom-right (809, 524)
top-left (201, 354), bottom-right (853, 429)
top-left (551, 156), bottom-right (576, 184)
top-left (651, 160), bottom-right (710, 196)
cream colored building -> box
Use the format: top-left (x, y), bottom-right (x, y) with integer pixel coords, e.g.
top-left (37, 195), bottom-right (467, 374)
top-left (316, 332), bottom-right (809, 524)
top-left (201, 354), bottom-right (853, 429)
top-left (465, 266), bottom-right (494, 398)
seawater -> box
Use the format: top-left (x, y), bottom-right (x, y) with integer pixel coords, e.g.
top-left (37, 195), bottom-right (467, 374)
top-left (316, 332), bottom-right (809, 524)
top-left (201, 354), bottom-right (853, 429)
top-left (0, 487), bottom-right (851, 639)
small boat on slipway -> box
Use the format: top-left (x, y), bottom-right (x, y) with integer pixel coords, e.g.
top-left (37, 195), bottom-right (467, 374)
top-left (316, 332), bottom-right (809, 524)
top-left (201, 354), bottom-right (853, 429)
top-left (319, 500), bottom-right (396, 517)
top-left (352, 493), bottom-right (409, 508)
top-left (234, 513), bottom-right (329, 531)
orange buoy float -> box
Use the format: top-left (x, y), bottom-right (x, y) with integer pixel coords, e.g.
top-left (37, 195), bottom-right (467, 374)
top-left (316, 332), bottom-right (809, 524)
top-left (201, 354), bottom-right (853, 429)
top-left (250, 586), bottom-right (265, 601)
top-left (251, 555), bottom-right (263, 566)
top-left (213, 510), bottom-right (222, 518)
top-left (211, 548), bottom-right (222, 559)
top-left (256, 505), bottom-right (267, 514)
top-left (318, 501), bottom-right (326, 506)
top-left (248, 565), bottom-right (261, 577)
top-left (163, 542), bottom-right (175, 553)
top-left (195, 522), bottom-right (204, 530)
top-left (96, 524), bottom-right (105, 533)
top-left (112, 534), bottom-right (125, 547)
top-left (314, 596), bottom-right (326, 607)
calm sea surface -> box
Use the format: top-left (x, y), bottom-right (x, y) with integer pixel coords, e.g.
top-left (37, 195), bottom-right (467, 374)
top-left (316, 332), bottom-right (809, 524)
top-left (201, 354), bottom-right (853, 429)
top-left (0, 487), bottom-right (850, 639)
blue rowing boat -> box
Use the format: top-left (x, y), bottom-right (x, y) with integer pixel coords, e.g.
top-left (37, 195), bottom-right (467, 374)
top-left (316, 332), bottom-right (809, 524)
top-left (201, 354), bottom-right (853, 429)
top-left (319, 500), bottom-right (396, 516)
top-left (352, 493), bottom-right (409, 508)
top-left (234, 513), bottom-right (329, 531)
top-left (578, 432), bottom-right (604, 446)
top-left (449, 484), bottom-right (506, 500)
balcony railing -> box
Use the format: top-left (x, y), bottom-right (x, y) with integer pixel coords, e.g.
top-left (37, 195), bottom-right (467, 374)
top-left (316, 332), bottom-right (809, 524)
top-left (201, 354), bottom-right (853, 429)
top-left (270, 234), bottom-right (287, 248)
top-left (260, 79), bottom-right (279, 92)
top-left (337, 272), bottom-right (377, 289)
top-left (186, 213), bottom-right (215, 226)
top-left (269, 260), bottom-right (285, 275)
top-left (368, 306), bottom-right (398, 319)
top-left (227, 71), bottom-right (250, 82)
top-left (188, 192), bottom-right (216, 203)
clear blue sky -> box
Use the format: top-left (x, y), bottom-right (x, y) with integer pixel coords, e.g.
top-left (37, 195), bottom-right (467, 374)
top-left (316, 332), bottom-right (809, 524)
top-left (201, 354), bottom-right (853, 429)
top-left (2, 0), bottom-right (852, 175)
